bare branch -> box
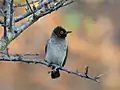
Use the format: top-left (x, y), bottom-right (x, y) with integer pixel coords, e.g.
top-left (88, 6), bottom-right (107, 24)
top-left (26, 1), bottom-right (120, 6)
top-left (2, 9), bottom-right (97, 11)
top-left (3, 11), bottom-right (7, 38)
top-left (0, 0), bottom-right (39, 25)
top-left (2, 0), bottom-right (8, 39)
top-left (0, 0), bottom-right (74, 51)
top-left (5, 0), bottom-right (11, 25)
top-left (21, 53), bottom-right (40, 56)
top-left (0, 0), bottom-right (74, 24)
top-left (15, 0), bottom-right (74, 22)
top-left (63, 0), bottom-right (74, 7)
top-left (0, 54), bottom-right (102, 83)
top-left (14, 0), bottom-right (51, 22)
top-left (25, 0), bottom-right (36, 17)
top-left (0, 0), bottom-right (102, 82)
top-left (0, 0), bottom-right (56, 24)
top-left (84, 65), bottom-right (89, 76)
top-left (0, 0), bottom-right (102, 83)
top-left (1, 0), bottom-right (15, 36)
top-left (9, 0), bottom-right (14, 32)
top-left (17, 0), bottom-right (74, 33)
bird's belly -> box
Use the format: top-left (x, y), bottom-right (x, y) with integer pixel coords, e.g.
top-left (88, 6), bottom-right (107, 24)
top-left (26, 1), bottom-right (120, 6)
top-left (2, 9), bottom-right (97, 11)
top-left (45, 47), bottom-right (66, 66)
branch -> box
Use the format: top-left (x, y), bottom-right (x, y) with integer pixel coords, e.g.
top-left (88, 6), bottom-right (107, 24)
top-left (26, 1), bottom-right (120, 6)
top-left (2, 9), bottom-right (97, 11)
top-left (0, 54), bottom-right (102, 83)
top-left (25, 0), bottom-right (35, 17)
top-left (3, 5), bottom-right (7, 38)
top-left (0, 0), bottom-right (102, 83)
top-left (14, 0), bottom-right (74, 22)
top-left (17, 0), bottom-right (75, 32)
top-left (9, 0), bottom-right (15, 33)
top-left (1, 0), bottom-right (15, 35)
top-left (14, 0), bottom-right (54, 22)
top-left (0, 0), bottom-right (50, 24)
top-left (0, 0), bottom-right (74, 51)
top-left (0, 0), bottom-right (15, 52)
top-left (0, 0), bottom-right (74, 24)
top-left (2, 0), bottom-right (8, 39)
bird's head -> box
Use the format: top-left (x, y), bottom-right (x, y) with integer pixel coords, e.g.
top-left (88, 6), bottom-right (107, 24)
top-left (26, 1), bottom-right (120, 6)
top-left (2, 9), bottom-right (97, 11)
top-left (51, 26), bottom-right (72, 39)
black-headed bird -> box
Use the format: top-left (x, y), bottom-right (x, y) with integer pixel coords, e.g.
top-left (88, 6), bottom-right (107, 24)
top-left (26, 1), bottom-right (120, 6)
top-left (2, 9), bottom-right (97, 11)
top-left (45, 26), bottom-right (72, 79)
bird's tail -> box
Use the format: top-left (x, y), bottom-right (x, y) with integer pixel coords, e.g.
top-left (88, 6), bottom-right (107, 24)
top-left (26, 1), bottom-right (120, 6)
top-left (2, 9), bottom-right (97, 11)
top-left (51, 67), bottom-right (60, 79)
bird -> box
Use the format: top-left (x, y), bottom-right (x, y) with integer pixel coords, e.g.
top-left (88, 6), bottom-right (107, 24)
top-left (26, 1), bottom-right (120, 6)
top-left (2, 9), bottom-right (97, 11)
top-left (44, 26), bottom-right (72, 79)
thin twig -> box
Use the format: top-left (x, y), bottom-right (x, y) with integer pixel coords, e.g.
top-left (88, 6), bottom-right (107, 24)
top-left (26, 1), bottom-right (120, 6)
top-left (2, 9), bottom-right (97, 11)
top-left (25, 0), bottom-right (36, 17)
top-left (18, 0), bottom-right (72, 33)
top-left (14, 0), bottom-right (51, 22)
top-left (2, 0), bottom-right (7, 39)
top-left (63, 0), bottom-right (75, 7)
top-left (14, 0), bottom-right (72, 22)
top-left (0, 54), bottom-right (102, 83)
top-left (0, 0), bottom-right (74, 24)
top-left (12, 53), bottom-right (40, 56)
top-left (0, 0), bottom-right (74, 51)
top-left (9, 0), bottom-right (14, 32)
top-left (3, 11), bottom-right (7, 39)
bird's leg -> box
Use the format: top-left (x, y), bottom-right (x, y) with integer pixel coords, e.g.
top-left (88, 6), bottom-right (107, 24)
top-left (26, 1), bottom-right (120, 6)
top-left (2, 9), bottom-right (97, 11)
top-left (48, 65), bottom-right (54, 74)
top-left (48, 65), bottom-right (60, 74)
top-left (52, 65), bottom-right (60, 72)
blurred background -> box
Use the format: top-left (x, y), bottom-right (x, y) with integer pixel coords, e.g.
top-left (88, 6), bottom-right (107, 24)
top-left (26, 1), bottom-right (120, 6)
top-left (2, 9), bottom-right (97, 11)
top-left (0, 0), bottom-right (120, 90)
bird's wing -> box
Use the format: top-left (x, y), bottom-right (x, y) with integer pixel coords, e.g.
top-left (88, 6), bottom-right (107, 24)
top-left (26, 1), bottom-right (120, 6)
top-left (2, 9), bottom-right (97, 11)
top-left (45, 44), bottom-right (47, 55)
top-left (45, 39), bottom-right (49, 55)
top-left (62, 46), bottom-right (68, 67)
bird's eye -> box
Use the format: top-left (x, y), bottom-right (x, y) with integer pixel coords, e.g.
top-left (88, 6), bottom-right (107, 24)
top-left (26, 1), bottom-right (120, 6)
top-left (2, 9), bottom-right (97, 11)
top-left (60, 31), bottom-right (64, 34)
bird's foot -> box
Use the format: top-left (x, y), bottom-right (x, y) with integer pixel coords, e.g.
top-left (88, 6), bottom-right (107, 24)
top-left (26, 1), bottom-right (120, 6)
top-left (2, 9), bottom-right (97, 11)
top-left (48, 65), bottom-right (60, 74)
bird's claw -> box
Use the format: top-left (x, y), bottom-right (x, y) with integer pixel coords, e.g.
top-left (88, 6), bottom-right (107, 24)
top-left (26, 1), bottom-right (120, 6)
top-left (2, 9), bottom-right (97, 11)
top-left (48, 65), bottom-right (60, 74)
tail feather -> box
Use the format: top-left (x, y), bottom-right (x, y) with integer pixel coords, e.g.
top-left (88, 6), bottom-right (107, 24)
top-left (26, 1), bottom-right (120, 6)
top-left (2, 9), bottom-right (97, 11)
top-left (51, 70), bottom-right (60, 79)
top-left (51, 69), bottom-right (60, 79)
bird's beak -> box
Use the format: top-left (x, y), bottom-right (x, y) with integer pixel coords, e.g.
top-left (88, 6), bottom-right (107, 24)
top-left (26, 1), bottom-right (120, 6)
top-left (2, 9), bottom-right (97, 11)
top-left (66, 31), bottom-right (72, 34)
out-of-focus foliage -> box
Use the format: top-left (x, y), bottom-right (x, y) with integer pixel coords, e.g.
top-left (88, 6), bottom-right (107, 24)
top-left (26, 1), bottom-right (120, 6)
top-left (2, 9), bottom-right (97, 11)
top-left (0, 0), bottom-right (120, 90)
top-left (14, 0), bottom-right (24, 3)
top-left (63, 12), bottom-right (81, 30)
top-left (83, 16), bottom-right (94, 33)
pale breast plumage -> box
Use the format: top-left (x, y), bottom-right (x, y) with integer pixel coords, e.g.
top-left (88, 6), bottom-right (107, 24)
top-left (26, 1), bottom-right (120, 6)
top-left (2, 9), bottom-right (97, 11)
top-left (45, 37), bottom-right (67, 66)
